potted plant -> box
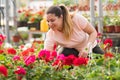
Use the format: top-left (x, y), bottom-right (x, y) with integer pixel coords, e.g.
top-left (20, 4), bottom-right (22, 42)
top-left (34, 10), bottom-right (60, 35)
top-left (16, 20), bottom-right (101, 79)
top-left (17, 9), bottom-right (32, 27)
top-left (28, 10), bottom-right (44, 30)
top-left (12, 32), bottom-right (21, 43)
top-left (103, 16), bottom-right (115, 33)
top-left (113, 16), bottom-right (120, 33)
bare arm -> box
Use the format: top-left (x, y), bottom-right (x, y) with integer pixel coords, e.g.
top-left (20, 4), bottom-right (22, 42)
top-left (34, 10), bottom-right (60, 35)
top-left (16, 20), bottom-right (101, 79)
top-left (79, 23), bottom-right (97, 57)
top-left (83, 23), bottom-right (97, 44)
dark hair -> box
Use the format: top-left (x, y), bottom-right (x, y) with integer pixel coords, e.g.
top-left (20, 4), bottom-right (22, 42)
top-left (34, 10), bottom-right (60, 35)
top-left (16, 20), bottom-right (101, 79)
top-left (46, 6), bottom-right (62, 17)
top-left (46, 5), bottom-right (73, 40)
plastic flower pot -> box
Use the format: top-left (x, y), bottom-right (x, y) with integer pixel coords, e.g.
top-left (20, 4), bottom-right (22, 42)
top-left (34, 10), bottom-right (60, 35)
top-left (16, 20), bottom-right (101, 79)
top-left (12, 35), bottom-right (21, 42)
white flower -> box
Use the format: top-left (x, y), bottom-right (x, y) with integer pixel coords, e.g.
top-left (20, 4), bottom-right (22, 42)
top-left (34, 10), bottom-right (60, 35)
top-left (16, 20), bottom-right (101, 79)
top-left (4, 43), bottom-right (13, 48)
top-left (22, 43), bottom-right (32, 50)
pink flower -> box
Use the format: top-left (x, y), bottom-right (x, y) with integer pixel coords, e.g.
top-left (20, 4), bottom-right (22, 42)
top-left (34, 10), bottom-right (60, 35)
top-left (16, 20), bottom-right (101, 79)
top-left (0, 34), bottom-right (6, 42)
top-left (38, 49), bottom-right (51, 62)
top-left (13, 55), bottom-right (20, 61)
top-left (14, 66), bottom-right (26, 75)
top-left (24, 55), bottom-right (36, 66)
top-left (52, 54), bottom-right (65, 66)
top-left (57, 54), bottom-right (65, 61)
top-left (17, 9), bottom-right (22, 13)
top-left (0, 41), bottom-right (3, 46)
top-left (0, 65), bottom-right (8, 77)
top-left (97, 33), bottom-right (102, 37)
top-left (0, 34), bottom-right (6, 46)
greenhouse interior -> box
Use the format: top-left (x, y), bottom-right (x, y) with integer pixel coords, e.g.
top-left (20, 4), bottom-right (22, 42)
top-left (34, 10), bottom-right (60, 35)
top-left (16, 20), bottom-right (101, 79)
top-left (0, 0), bottom-right (120, 80)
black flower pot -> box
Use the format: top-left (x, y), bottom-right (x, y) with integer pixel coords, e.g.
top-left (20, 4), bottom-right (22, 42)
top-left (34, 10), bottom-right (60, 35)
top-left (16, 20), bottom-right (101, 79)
top-left (17, 21), bottom-right (28, 27)
top-left (28, 22), bottom-right (40, 30)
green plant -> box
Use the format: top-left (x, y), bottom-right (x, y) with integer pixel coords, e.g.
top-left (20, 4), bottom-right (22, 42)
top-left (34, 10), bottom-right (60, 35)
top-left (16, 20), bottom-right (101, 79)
top-left (112, 16), bottom-right (120, 26)
top-left (53, 0), bottom-right (77, 6)
top-left (103, 16), bottom-right (114, 26)
top-left (17, 9), bottom-right (32, 22)
top-left (28, 10), bottom-right (44, 23)
top-left (0, 34), bottom-right (120, 80)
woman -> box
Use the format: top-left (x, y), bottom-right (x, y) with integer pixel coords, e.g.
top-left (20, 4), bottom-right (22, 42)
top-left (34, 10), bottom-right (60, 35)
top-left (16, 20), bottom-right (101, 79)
top-left (44, 5), bottom-right (104, 57)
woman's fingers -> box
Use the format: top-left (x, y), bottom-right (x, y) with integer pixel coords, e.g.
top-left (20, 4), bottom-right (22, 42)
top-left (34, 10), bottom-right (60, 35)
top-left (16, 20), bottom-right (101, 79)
top-left (79, 52), bottom-right (88, 58)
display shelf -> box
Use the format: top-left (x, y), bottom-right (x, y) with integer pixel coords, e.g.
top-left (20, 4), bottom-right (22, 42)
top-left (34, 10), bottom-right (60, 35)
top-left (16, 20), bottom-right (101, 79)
top-left (103, 33), bottom-right (120, 38)
top-left (0, 6), bottom-right (4, 28)
top-left (103, 33), bottom-right (120, 47)
top-left (28, 30), bottom-right (47, 42)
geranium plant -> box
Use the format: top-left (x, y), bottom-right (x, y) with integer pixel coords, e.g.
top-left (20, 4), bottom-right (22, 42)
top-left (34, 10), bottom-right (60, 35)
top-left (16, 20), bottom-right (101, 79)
top-left (27, 9), bottom-right (45, 30)
top-left (0, 34), bottom-right (120, 80)
top-left (17, 9), bottom-right (32, 22)
top-left (28, 9), bottom-right (44, 23)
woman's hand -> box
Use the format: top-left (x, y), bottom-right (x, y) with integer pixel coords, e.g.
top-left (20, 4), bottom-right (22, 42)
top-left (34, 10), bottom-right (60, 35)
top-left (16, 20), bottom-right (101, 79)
top-left (79, 52), bottom-right (88, 58)
top-left (79, 42), bottom-right (92, 58)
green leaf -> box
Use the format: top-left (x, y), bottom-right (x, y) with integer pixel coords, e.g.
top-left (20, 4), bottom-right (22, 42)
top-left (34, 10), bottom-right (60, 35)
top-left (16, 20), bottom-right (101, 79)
top-left (0, 55), bottom-right (5, 61)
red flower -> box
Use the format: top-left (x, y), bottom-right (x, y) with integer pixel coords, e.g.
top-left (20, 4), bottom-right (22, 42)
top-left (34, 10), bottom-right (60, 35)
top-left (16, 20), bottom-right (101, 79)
top-left (50, 51), bottom-right (57, 60)
top-left (0, 50), bottom-right (4, 54)
top-left (53, 43), bottom-right (57, 51)
top-left (14, 66), bottom-right (26, 75)
top-left (103, 38), bottom-right (113, 47)
top-left (27, 48), bottom-right (34, 53)
top-left (25, 12), bottom-right (31, 17)
top-left (104, 52), bottom-right (114, 59)
top-left (0, 65), bottom-right (8, 77)
top-left (19, 45), bottom-right (24, 50)
top-left (52, 54), bottom-right (65, 66)
top-left (21, 50), bottom-right (29, 56)
top-left (14, 66), bottom-right (26, 80)
top-left (37, 10), bottom-right (44, 16)
top-left (29, 17), bottom-right (35, 22)
top-left (52, 59), bottom-right (60, 66)
top-left (21, 48), bottom-right (34, 56)
top-left (73, 57), bottom-right (89, 66)
top-left (7, 48), bottom-right (16, 55)
top-left (64, 55), bottom-right (77, 66)
top-left (24, 55), bottom-right (36, 66)
top-left (16, 75), bottom-right (23, 80)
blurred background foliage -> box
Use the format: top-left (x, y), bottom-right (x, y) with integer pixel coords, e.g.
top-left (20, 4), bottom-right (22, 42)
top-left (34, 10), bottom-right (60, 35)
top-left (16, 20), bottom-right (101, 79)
top-left (53, 0), bottom-right (79, 6)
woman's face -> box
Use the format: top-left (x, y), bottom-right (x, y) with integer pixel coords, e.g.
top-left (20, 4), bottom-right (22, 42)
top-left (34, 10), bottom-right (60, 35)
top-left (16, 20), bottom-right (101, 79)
top-left (46, 13), bottom-right (63, 31)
